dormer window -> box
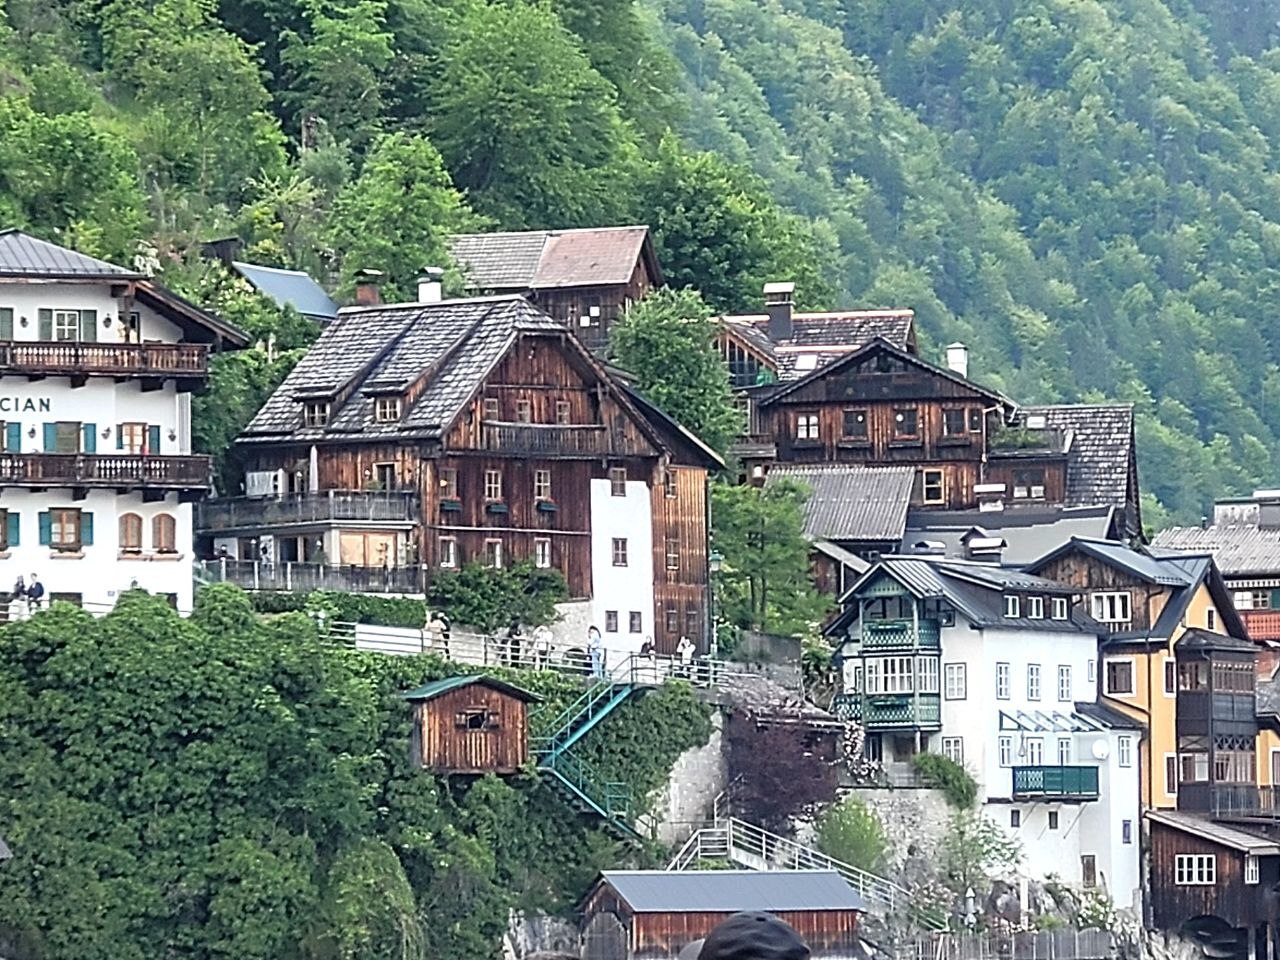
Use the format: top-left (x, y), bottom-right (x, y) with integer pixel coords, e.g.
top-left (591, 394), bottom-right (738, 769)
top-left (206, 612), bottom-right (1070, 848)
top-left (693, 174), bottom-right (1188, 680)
top-left (374, 397), bottom-right (402, 422)
top-left (1004, 595), bottom-right (1020, 618)
top-left (304, 402), bottom-right (330, 427)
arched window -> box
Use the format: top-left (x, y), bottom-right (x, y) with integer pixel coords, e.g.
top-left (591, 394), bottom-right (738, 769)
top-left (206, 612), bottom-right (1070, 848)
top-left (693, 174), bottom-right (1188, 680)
top-left (119, 513), bottom-right (142, 552)
top-left (153, 514), bottom-right (176, 553)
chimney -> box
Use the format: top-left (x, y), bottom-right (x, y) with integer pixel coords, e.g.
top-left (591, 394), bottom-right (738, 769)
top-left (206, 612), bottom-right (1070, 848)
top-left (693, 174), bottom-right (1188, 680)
top-left (946, 342), bottom-right (969, 379)
top-left (354, 268), bottom-right (384, 306)
top-left (418, 266), bottom-right (444, 304)
top-left (764, 281), bottom-right (795, 341)
top-left (964, 536), bottom-right (1006, 564)
top-left (975, 482), bottom-right (1006, 513)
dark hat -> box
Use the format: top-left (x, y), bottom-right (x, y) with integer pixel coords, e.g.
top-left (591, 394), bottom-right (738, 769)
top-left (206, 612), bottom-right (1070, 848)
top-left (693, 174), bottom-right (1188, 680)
top-left (696, 912), bottom-right (810, 960)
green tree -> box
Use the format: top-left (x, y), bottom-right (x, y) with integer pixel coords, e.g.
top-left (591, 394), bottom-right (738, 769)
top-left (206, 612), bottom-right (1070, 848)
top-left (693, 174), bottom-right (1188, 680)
top-left (939, 809), bottom-right (1022, 896)
top-left (609, 287), bottom-right (742, 457)
top-left (815, 795), bottom-right (888, 872)
top-left (425, 561), bottom-right (569, 633)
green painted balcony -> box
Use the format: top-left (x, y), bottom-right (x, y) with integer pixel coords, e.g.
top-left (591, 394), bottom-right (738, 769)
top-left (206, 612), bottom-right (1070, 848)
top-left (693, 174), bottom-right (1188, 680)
top-left (1012, 765), bottom-right (1099, 800)
top-left (851, 693), bottom-right (942, 730)
top-left (861, 619), bottom-right (941, 651)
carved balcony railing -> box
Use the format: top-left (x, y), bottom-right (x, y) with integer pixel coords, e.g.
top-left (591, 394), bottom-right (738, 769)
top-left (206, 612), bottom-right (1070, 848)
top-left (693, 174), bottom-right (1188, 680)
top-left (861, 619), bottom-right (942, 651)
top-left (0, 341), bottom-right (208, 379)
top-left (481, 423), bottom-right (613, 458)
top-left (0, 453), bottom-right (210, 489)
top-left (1012, 765), bottom-right (1099, 800)
top-left (198, 491), bottom-right (420, 532)
top-left (1241, 609), bottom-right (1280, 643)
top-left (834, 692), bottom-right (941, 730)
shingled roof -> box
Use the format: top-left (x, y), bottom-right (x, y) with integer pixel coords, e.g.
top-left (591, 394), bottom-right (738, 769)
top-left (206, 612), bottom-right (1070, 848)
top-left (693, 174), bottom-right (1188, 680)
top-left (450, 226), bottom-right (659, 290)
top-left (721, 310), bottom-right (916, 381)
top-left (1016, 404), bottom-right (1137, 514)
top-left (765, 464), bottom-right (914, 542)
top-left (0, 228), bottom-right (141, 279)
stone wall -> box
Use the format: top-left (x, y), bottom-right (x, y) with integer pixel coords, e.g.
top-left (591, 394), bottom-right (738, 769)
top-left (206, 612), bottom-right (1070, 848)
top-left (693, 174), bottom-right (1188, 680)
top-left (845, 786), bottom-right (954, 869)
top-left (503, 910), bottom-right (580, 960)
top-left (650, 711), bottom-right (727, 846)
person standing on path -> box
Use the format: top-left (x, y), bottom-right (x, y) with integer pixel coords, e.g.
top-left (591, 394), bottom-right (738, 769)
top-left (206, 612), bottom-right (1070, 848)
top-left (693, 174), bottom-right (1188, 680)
top-left (587, 625), bottom-right (604, 678)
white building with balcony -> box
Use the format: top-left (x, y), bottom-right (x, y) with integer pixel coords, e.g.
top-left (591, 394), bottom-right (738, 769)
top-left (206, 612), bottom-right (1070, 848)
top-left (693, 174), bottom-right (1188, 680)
top-left (0, 230), bottom-right (246, 612)
top-left (828, 556), bottom-right (1142, 908)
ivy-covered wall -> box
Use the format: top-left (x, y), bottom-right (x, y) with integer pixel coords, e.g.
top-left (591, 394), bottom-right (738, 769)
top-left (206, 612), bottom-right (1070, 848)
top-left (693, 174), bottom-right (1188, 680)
top-left (0, 585), bottom-right (712, 960)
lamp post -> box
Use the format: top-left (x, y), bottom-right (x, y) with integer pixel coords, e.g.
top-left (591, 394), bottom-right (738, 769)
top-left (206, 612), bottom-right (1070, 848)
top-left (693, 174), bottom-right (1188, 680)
top-left (709, 550), bottom-right (723, 659)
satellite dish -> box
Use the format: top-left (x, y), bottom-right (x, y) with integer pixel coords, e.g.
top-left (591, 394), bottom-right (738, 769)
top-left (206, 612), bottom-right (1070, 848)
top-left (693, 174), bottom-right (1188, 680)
top-left (1092, 740), bottom-right (1110, 760)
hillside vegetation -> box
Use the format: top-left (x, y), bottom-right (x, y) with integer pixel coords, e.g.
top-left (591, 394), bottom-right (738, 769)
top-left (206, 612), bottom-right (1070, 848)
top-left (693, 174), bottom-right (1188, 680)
top-left (3, 0), bottom-right (1280, 523)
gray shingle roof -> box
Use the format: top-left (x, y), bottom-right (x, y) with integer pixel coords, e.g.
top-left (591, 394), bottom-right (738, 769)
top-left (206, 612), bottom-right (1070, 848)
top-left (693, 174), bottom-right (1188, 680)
top-left (766, 464), bottom-right (914, 542)
top-left (232, 261), bottom-right (339, 322)
top-left (722, 311), bottom-right (915, 381)
top-left (1152, 523), bottom-right (1280, 577)
top-left (599, 870), bottom-right (867, 913)
top-left (0, 228), bottom-right (141, 278)
top-left (1016, 404), bottom-right (1135, 512)
top-left (451, 226), bottom-right (652, 290)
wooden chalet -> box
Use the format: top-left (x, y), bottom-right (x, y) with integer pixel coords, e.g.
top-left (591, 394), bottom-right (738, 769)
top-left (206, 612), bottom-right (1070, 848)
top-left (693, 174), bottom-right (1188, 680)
top-left (449, 226), bottom-right (661, 356)
top-left (580, 870), bottom-right (866, 960)
top-left (209, 292), bottom-right (721, 653)
top-left (401, 675), bottom-right (538, 774)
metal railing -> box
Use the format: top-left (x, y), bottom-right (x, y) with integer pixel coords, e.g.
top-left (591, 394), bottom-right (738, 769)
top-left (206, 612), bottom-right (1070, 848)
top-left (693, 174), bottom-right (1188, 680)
top-left (197, 559), bottom-right (424, 594)
top-left (0, 452), bottom-right (210, 488)
top-left (1185, 783), bottom-right (1280, 819)
top-left (198, 491), bottom-right (420, 531)
top-left (1011, 766), bottom-right (1099, 800)
top-left (862, 619), bottom-right (942, 650)
top-left (0, 340), bottom-right (208, 377)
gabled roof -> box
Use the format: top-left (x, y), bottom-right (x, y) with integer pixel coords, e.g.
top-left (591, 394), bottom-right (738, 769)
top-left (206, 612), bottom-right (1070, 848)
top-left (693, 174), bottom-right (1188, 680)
top-left (902, 505), bottom-right (1119, 566)
top-left (134, 280), bottom-right (250, 349)
top-left (1175, 627), bottom-right (1256, 654)
top-left (595, 870), bottom-right (867, 913)
top-left (232, 261), bottom-right (339, 322)
top-left (1152, 522), bottom-right (1280, 578)
top-left (622, 385), bottom-right (724, 471)
top-left (451, 226), bottom-right (660, 291)
top-left (813, 540), bottom-right (871, 576)
top-left (0, 228), bottom-right (141, 279)
top-left (720, 310), bottom-right (916, 383)
top-left (759, 337), bottom-right (1013, 409)
top-left (1147, 810), bottom-right (1280, 855)
top-left (1029, 537), bottom-right (1192, 585)
top-left (765, 464), bottom-right (914, 542)
top-left (400, 674), bottom-right (540, 703)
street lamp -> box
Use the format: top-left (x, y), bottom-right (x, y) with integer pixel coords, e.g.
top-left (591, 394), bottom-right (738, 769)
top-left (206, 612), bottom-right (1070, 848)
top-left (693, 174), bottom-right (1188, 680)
top-left (709, 550), bottom-right (723, 658)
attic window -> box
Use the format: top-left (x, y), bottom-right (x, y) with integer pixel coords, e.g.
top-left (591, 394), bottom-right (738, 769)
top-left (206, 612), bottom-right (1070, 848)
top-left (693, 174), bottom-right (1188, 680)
top-left (374, 397), bottom-right (402, 422)
top-left (303, 402), bottom-right (330, 427)
top-left (1026, 414), bottom-right (1047, 429)
top-left (794, 354), bottom-right (818, 372)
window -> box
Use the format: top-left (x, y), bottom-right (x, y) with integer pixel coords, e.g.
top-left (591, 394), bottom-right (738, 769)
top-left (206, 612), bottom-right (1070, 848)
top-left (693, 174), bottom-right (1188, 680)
top-left (916, 656), bottom-right (940, 694)
top-left (1048, 811), bottom-right (1059, 830)
top-left (944, 663), bottom-right (967, 700)
top-left (1106, 660), bottom-right (1135, 695)
top-left (1123, 820), bottom-right (1133, 845)
top-left (1174, 854), bottom-right (1216, 886)
top-left (612, 538), bottom-right (628, 567)
top-left (605, 610), bottom-right (619, 632)
top-left (1207, 609), bottom-right (1216, 631)
top-left (629, 611), bottom-right (642, 634)
top-left (1010, 809), bottom-right (1021, 828)
top-left (1081, 855), bottom-right (1096, 888)
top-left (922, 470), bottom-right (945, 505)
top-left (1026, 738), bottom-right (1044, 765)
top-left (0, 507), bottom-right (13, 550)
top-left (1052, 597), bottom-right (1068, 620)
top-left (1027, 664), bottom-right (1041, 701)
top-left (483, 397), bottom-right (500, 419)
top-left (375, 463), bottom-right (396, 490)
top-left (1012, 468), bottom-right (1047, 500)
top-left (119, 421), bottom-right (147, 454)
top-left (484, 538), bottom-right (503, 569)
top-left (48, 420), bottom-right (82, 453)
top-left (1058, 738), bottom-right (1072, 764)
top-left (1235, 590), bottom-right (1271, 610)
top-left (1088, 659), bottom-right (1096, 682)
top-left (666, 535), bottom-right (680, 571)
top-left (0, 307), bottom-right (10, 340)
top-left (1164, 659), bottom-right (1177, 695)
top-left (969, 408), bottom-right (983, 432)
top-left (1246, 855), bottom-right (1260, 885)
top-left (942, 408), bottom-right (967, 436)
top-left (865, 656), bottom-right (916, 694)
top-left (795, 413), bottom-right (819, 440)
top-left (942, 738), bottom-right (964, 763)
top-left (893, 407), bottom-right (919, 437)
top-left (513, 399), bottom-right (532, 424)
top-left (609, 467), bottom-right (627, 496)
top-left (1165, 755), bottom-right (1178, 796)
top-left (45, 508), bottom-right (85, 549)
top-left (842, 408), bottom-right (868, 439)
top-left (685, 603), bottom-right (699, 637)
top-left (53, 308), bottom-right (82, 341)
top-left (1004, 595), bottom-right (1020, 618)
top-left (303, 402), bottom-right (330, 427)
top-left (439, 536), bottom-right (457, 568)
top-left (152, 514), bottom-right (176, 553)
top-left (999, 736), bottom-right (1013, 767)
top-left (1091, 591), bottom-right (1132, 624)
top-left (534, 538), bottom-right (551, 569)
top-left (664, 605), bottom-right (677, 633)
top-left (534, 469), bottom-right (552, 501)
top-left (439, 467), bottom-right (458, 499)
top-left (1028, 596), bottom-right (1045, 619)
top-left (996, 662), bottom-right (1011, 699)
top-left (1057, 665), bottom-right (1072, 702)
top-left (484, 469), bottom-right (503, 501)
top-left (555, 399), bottom-right (571, 425)
top-left (119, 513), bottom-right (142, 552)
top-left (1119, 736), bottom-right (1133, 768)
top-left (374, 397), bottom-right (401, 422)
top-left (664, 470), bottom-right (678, 499)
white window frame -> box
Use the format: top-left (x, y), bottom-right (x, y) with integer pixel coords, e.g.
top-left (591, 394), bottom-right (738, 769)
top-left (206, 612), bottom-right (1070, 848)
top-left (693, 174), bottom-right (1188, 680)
top-left (1058, 738), bottom-right (1072, 765)
top-left (1004, 594), bottom-right (1020, 618)
top-left (1025, 737), bottom-right (1044, 765)
top-left (484, 469), bottom-right (503, 501)
top-left (534, 538), bottom-right (551, 569)
top-left (922, 469), bottom-right (945, 505)
top-left (1057, 664), bottom-right (1072, 702)
top-left (942, 738), bottom-right (964, 764)
top-left (1091, 591), bottom-right (1132, 624)
top-left (944, 662), bottom-right (967, 700)
top-left (996, 662), bottom-right (1010, 700)
top-left (484, 538), bottom-right (503, 569)
top-left (1165, 754), bottom-right (1178, 797)
top-left (1027, 663), bottom-right (1041, 701)
top-left (534, 469), bottom-right (552, 501)
top-left (1207, 609), bottom-right (1216, 631)
top-left (1174, 854), bottom-right (1216, 886)
top-left (1164, 657), bottom-right (1177, 698)
top-left (1088, 659), bottom-right (1096, 683)
top-left (612, 537), bottom-right (628, 567)
top-left (1052, 596), bottom-right (1069, 620)
top-left (438, 536), bottom-right (457, 569)
top-left (998, 735), bottom-right (1013, 767)
top-left (1027, 596), bottom-right (1045, 620)
top-left (53, 308), bottom-right (81, 341)
top-left (916, 656), bottom-right (940, 695)
top-left (1105, 657), bottom-right (1136, 696)
top-left (1118, 735), bottom-right (1133, 768)
top-left (374, 396), bottom-right (402, 422)
top-left (881, 656), bottom-right (914, 694)
top-left (1246, 855), bottom-right (1260, 885)
top-left (796, 414), bottom-right (819, 440)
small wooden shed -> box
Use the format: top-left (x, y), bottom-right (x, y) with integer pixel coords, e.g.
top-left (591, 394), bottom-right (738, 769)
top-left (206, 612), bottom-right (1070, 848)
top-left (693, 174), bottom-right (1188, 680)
top-left (580, 870), bottom-right (867, 960)
top-left (401, 675), bottom-right (540, 775)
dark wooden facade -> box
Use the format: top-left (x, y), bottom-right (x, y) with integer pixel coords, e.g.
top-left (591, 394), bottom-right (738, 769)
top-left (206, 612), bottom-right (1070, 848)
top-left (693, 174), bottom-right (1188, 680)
top-left (1031, 552), bottom-right (1174, 634)
top-left (407, 678), bottom-right (535, 774)
top-left (531, 258), bottom-right (655, 356)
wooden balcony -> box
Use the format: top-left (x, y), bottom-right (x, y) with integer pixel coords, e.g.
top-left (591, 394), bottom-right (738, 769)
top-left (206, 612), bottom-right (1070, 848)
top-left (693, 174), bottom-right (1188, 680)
top-left (481, 422), bottom-right (613, 458)
top-left (861, 619), bottom-right (942, 651)
top-left (0, 453), bottom-right (210, 492)
top-left (833, 692), bottom-right (941, 730)
top-left (198, 491), bottom-right (420, 532)
top-left (1012, 765), bottom-right (1099, 800)
top-left (1179, 783), bottom-right (1280, 819)
top-left (0, 341), bottom-right (208, 385)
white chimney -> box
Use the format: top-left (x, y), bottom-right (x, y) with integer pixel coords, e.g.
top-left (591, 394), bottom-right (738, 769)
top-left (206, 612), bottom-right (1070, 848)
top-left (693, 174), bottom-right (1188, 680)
top-left (946, 342), bottom-right (969, 379)
top-left (418, 266), bottom-right (444, 303)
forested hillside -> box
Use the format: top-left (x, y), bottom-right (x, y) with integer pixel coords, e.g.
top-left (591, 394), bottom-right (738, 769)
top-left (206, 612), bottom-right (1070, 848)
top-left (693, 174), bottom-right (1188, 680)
top-left (3, 0), bottom-right (1280, 524)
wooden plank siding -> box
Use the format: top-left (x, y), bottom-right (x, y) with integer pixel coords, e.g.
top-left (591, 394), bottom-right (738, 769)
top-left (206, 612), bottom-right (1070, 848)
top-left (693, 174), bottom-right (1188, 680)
top-left (651, 465), bottom-right (709, 653)
top-left (411, 683), bottom-right (530, 774)
top-left (984, 455), bottom-right (1069, 506)
top-left (630, 911), bottom-right (862, 960)
top-left (1032, 551), bottom-right (1174, 634)
top-left (1148, 821), bottom-right (1278, 930)
top-left (531, 258), bottom-right (654, 355)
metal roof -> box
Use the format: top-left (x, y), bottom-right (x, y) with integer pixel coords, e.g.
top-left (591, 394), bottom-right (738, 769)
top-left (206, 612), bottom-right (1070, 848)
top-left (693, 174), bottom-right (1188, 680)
top-left (813, 540), bottom-right (871, 576)
top-left (1174, 627), bottom-right (1256, 654)
top-left (599, 870), bottom-right (867, 913)
top-left (232, 261), bottom-right (339, 322)
top-left (1153, 523), bottom-right (1280, 577)
top-left (400, 674), bottom-right (540, 703)
top-left (0, 228), bottom-right (141, 279)
top-left (999, 706), bottom-right (1136, 733)
top-left (451, 226), bottom-right (654, 290)
top-left (902, 505), bottom-right (1118, 566)
top-left (1146, 811), bottom-right (1280, 855)
top-left (1029, 537), bottom-right (1195, 586)
top-left (766, 464), bottom-right (914, 542)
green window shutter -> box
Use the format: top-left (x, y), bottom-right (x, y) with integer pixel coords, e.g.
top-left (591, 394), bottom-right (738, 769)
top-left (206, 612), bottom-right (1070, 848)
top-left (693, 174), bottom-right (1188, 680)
top-left (148, 425), bottom-right (161, 454)
top-left (38, 511), bottom-right (50, 545)
top-left (79, 309), bottom-right (97, 343)
top-left (116, 424), bottom-right (123, 450)
top-left (81, 511), bottom-right (93, 546)
top-left (37, 308), bottom-right (51, 341)
top-left (43, 423), bottom-right (56, 452)
top-left (0, 308), bottom-right (12, 340)
top-left (5, 511), bottom-right (17, 546)
top-left (82, 423), bottom-right (96, 453)
top-left (4, 422), bottom-right (18, 451)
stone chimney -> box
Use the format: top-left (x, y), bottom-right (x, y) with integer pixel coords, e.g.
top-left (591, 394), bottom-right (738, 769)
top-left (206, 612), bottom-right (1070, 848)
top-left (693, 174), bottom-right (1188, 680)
top-left (354, 268), bottom-right (384, 306)
top-left (946, 342), bottom-right (970, 379)
top-left (418, 266), bottom-right (444, 304)
top-left (764, 281), bottom-right (795, 341)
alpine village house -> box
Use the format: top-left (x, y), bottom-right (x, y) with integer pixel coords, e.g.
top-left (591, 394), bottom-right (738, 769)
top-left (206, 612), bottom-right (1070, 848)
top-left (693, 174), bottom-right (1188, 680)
top-left (0, 230), bottom-right (246, 612)
top-left (199, 276), bottom-right (721, 654)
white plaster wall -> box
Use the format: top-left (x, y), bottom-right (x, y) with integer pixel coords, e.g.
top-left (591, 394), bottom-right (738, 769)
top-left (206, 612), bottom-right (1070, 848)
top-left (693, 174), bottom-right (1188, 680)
top-left (0, 378), bottom-right (183, 453)
top-left (589, 477), bottom-right (655, 668)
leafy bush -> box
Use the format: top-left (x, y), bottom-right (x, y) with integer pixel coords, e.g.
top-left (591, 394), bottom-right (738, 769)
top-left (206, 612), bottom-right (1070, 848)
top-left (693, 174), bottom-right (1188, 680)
top-left (726, 712), bottom-right (836, 831)
top-left (940, 810), bottom-right (1022, 896)
top-left (815, 795), bottom-right (887, 872)
top-left (912, 752), bottom-right (978, 809)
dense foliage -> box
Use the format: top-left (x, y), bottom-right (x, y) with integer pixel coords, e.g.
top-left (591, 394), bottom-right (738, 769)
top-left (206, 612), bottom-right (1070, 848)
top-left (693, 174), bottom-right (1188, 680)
top-left (912, 752), bottom-right (979, 809)
top-left (0, 587), bottom-right (712, 960)
top-left (724, 712), bottom-right (836, 832)
top-left (815, 794), bottom-right (888, 873)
